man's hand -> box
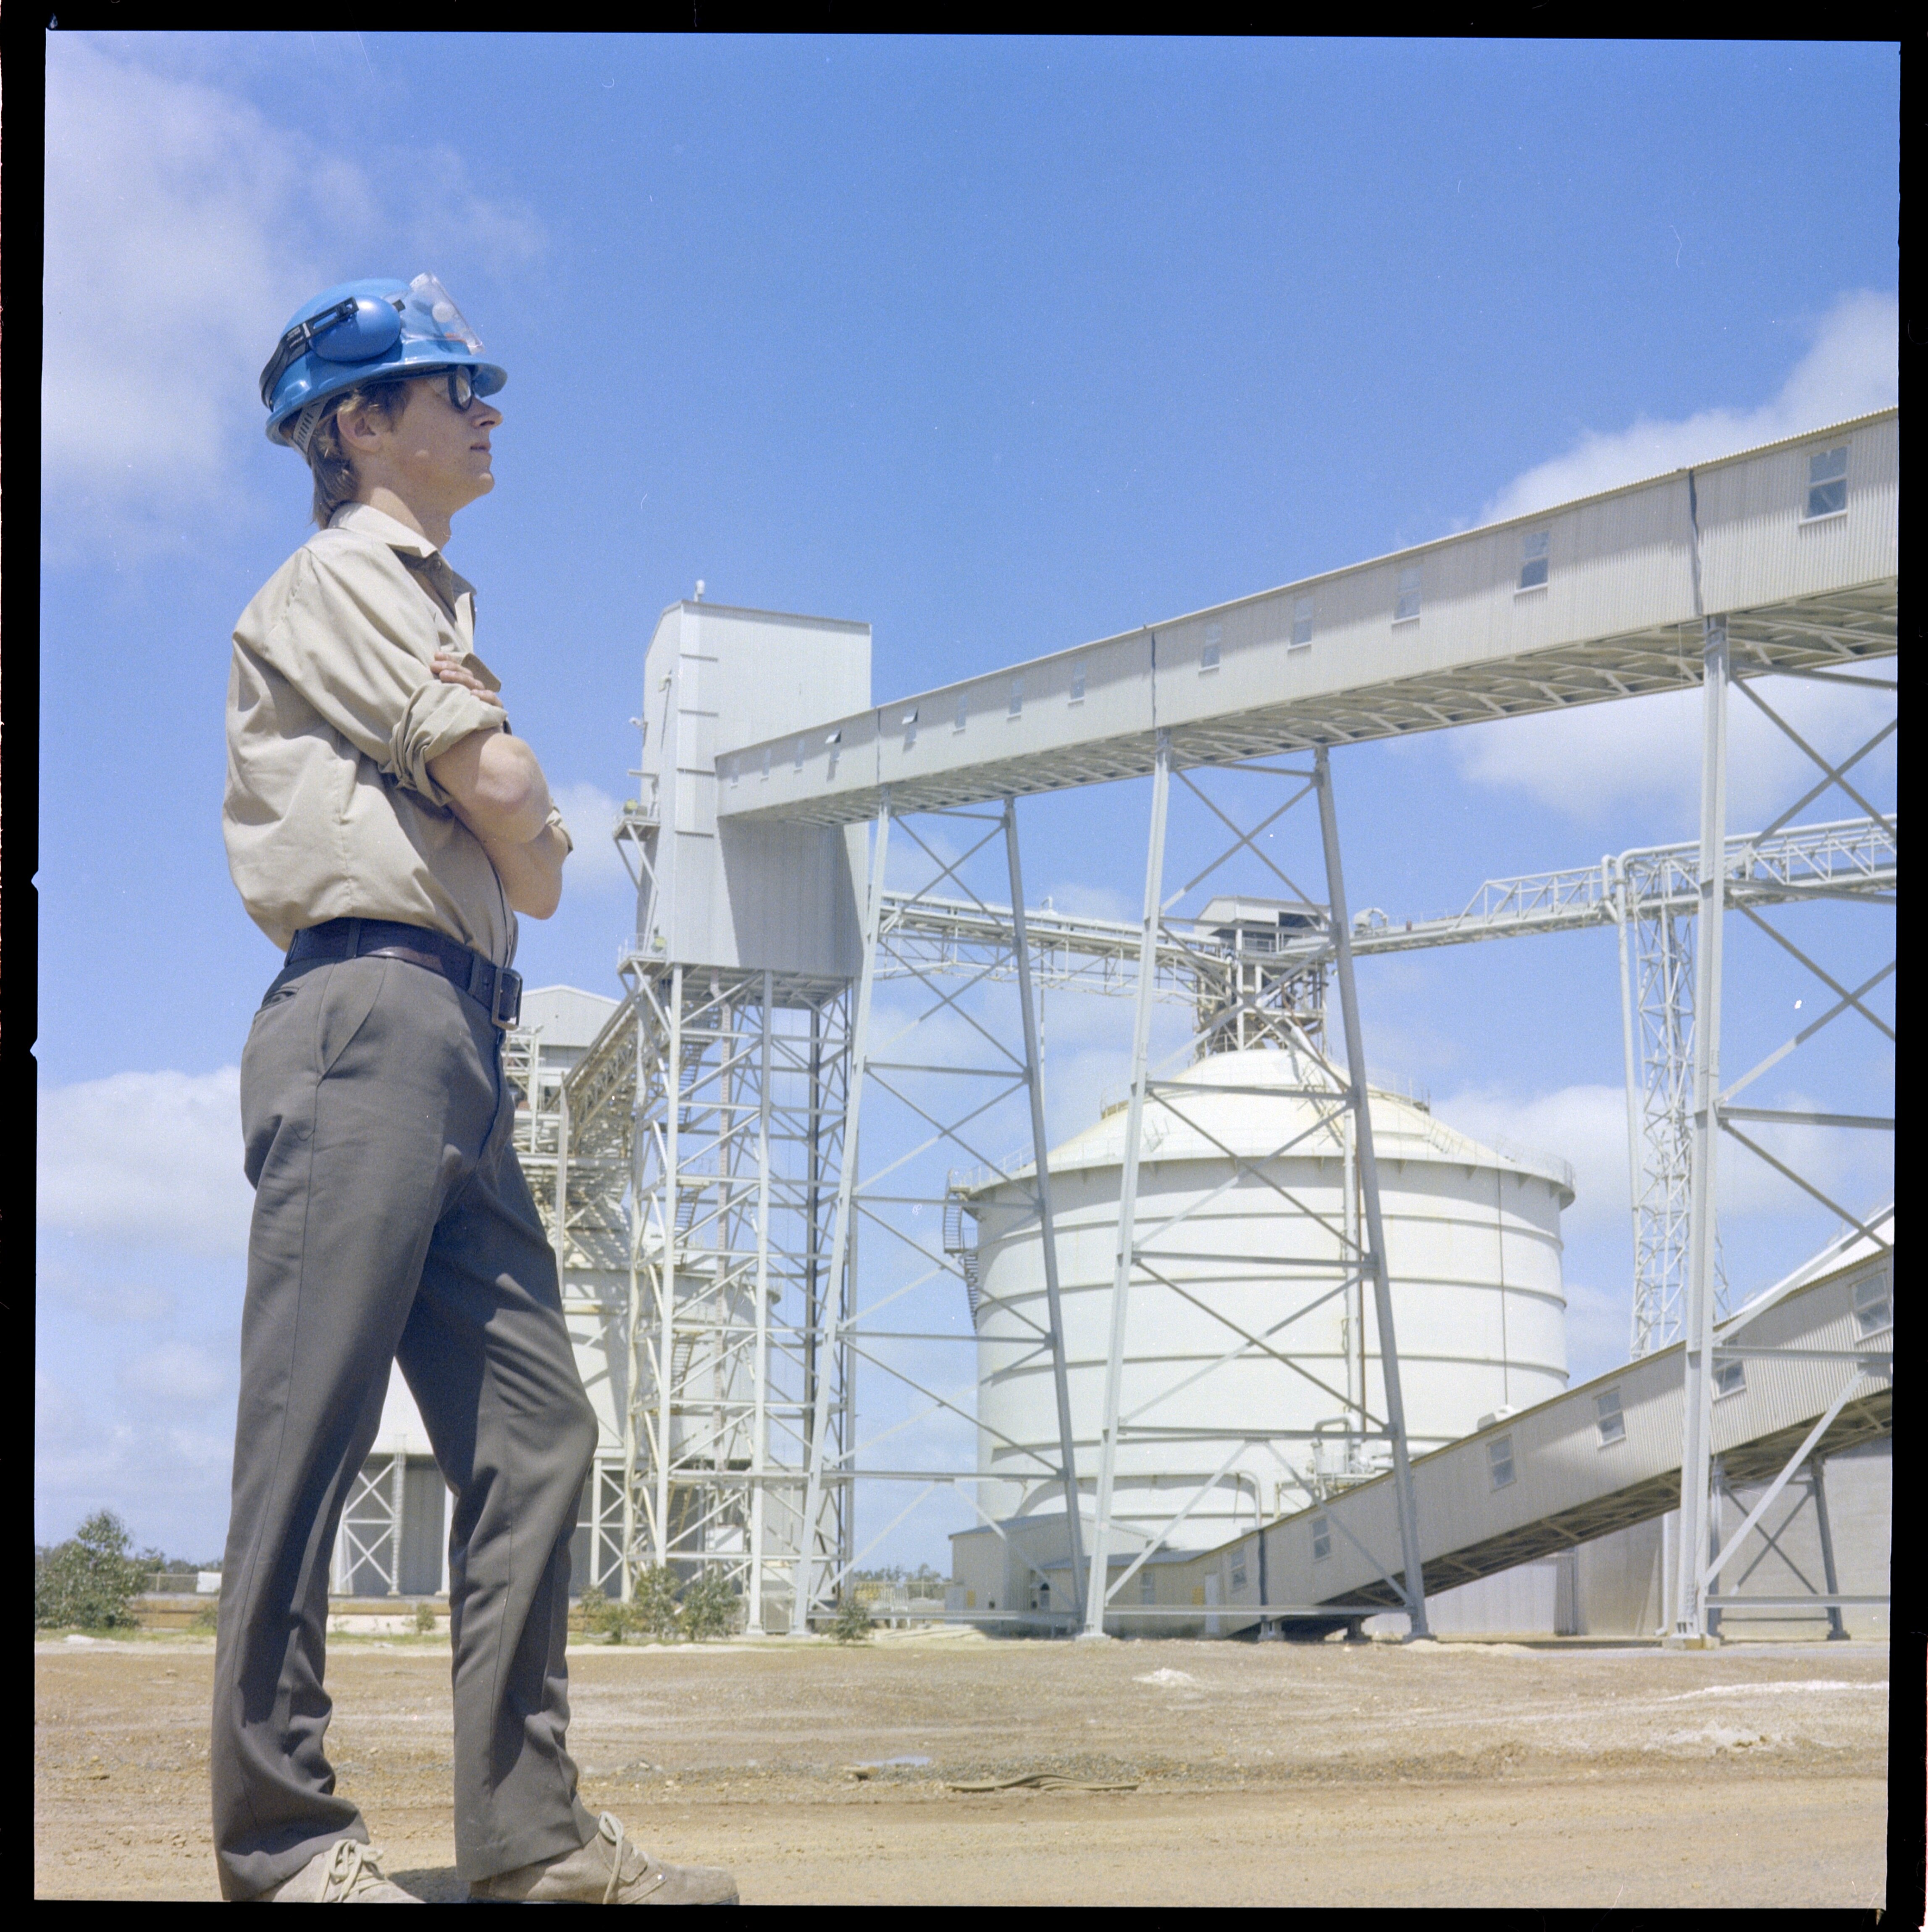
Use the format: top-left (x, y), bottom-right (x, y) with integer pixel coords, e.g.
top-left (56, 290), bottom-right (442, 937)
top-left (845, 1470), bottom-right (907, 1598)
top-left (432, 651), bottom-right (504, 708)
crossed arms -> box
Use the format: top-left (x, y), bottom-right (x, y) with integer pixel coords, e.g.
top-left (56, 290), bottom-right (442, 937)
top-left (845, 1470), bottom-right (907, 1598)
top-left (425, 653), bottom-right (568, 919)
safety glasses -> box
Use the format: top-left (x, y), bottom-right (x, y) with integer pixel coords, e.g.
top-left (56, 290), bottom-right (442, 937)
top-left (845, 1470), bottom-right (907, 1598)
top-left (441, 367), bottom-right (481, 412)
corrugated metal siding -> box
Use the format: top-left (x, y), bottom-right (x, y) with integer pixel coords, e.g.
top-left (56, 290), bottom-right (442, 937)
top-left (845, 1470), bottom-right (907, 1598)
top-left (641, 603), bottom-right (871, 974)
top-left (1699, 414), bottom-right (1899, 613)
top-left (1177, 1250), bottom-right (1890, 1622)
top-left (519, 985), bottom-right (621, 1050)
top-left (720, 408), bottom-right (1896, 825)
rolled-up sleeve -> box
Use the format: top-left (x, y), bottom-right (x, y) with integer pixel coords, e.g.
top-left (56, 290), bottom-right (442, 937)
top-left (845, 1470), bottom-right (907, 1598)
top-left (389, 680), bottom-right (508, 806)
top-left (257, 545), bottom-right (505, 806)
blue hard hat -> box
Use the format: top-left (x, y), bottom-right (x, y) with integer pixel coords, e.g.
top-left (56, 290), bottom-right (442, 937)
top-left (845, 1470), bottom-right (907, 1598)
top-left (261, 273), bottom-right (507, 449)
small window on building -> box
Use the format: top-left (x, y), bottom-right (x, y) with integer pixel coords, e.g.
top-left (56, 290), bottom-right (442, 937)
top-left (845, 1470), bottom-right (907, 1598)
top-left (1290, 596), bottom-right (1314, 650)
top-left (1518, 529), bottom-right (1550, 591)
top-left (902, 709), bottom-right (918, 751)
top-left (1311, 1516), bottom-right (1332, 1562)
top-left (1139, 1567), bottom-right (1156, 1605)
top-left (1395, 566), bottom-right (1422, 623)
top-left (1070, 662), bottom-right (1086, 703)
top-left (1488, 1434), bottom-right (1516, 1489)
top-left (1852, 1273), bottom-right (1891, 1336)
top-left (728, 759), bottom-right (738, 788)
top-left (794, 737), bottom-right (806, 772)
top-left (761, 746), bottom-right (772, 781)
top-left (1805, 446), bottom-right (1848, 520)
top-left (1201, 623), bottom-right (1222, 672)
top-left (1595, 1387), bottom-right (1626, 1446)
top-left (1009, 678), bottom-right (1024, 718)
top-left (1714, 1359), bottom-right (1746, 1400)
top-left (1229, 1557), bottom-right (1248, 1591)
top-left (955, 692), bottom-right (969, 732)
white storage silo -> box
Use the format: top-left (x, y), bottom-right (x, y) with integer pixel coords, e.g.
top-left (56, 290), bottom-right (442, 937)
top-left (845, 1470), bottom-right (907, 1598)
top-left (960, 1045), bottom-right (1573, 1551)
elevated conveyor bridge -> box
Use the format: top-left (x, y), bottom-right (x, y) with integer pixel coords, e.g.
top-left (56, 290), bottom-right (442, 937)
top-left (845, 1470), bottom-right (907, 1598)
top-left (1165, 1237), bottom-right (1893, 1639)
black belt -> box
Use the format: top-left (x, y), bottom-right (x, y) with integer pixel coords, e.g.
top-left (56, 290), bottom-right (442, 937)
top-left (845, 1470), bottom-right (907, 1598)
top-left (287, 918), bottom-right (523, 1029)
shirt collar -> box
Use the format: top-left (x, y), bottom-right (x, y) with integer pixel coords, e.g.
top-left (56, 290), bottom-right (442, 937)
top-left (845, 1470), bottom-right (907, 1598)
top-left (329, 500), bottom-right (446, 559)
top-left (329, 501), bottom-right (476, 617)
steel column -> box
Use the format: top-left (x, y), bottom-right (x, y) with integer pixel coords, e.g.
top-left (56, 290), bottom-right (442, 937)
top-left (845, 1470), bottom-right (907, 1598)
top-left (388, 1452), bottom-right (406, 1597)
top-left (747, 969), bottom-right (775, 1631)
top-left (1083, 734), bottom-right (1171, 1636)
top-left (620, 984), bottom-right (651, 1599)
top-left (1808, 1455), bottom-right (1848, 1640)
top-left (1314, 745), bottom-right (1431, 1638)
top-left (1674, 616), bottom-right (1728, 1643)
top-left (793, 798), bottom-right (891, 1633)
top-left (1611, 859), bottom-right (1648, 1360)
top-left (1003, 797), bottom-right (1087, 1619)
top-left (656, 966), bottom-right (684, 1570)
top-left (552, 1087), bottom-right (570, 1279)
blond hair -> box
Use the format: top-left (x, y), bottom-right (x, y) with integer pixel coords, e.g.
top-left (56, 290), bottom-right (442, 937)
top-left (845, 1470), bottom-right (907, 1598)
top-left (301, 376), bottom-right (416, 529)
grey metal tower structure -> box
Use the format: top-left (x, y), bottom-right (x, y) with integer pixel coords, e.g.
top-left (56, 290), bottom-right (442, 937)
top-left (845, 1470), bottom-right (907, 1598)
top-left (500, 407), bottom-right (1892, 1647)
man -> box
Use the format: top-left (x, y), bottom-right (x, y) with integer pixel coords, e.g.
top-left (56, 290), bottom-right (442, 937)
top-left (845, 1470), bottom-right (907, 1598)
top-left (214, 275), bottom-right (738, 1905)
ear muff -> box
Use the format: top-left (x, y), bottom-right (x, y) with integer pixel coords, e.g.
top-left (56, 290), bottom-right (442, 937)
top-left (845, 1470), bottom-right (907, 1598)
top-left (310, 295), bottom-right (404, 365)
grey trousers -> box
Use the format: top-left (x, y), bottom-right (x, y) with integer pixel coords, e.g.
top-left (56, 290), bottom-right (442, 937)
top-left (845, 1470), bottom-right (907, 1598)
top-left (211, 953), bottom-right (599, 1899)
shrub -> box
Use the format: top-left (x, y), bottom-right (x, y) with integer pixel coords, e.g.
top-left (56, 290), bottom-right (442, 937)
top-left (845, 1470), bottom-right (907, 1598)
top-left (412, 1601), bottom-right (439, 1636)
top-left (580, 1568), bottom-right (681, 1645)
top-left (631, 1566), bottom-right (683, 1642)
top-left (830, 1591), bottom-right (873, 1644)
top-left (678, 1569), bottom-right (739, 1643)
top-left (35, 1511), bottom-right (152, 1631)
top-left (578, 1585), bottom-right (626, 1642)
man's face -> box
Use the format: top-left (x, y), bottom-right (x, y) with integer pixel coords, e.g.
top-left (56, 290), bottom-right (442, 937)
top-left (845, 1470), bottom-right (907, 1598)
top-left (399, 373), bottom-right (502, 508)
top-left (349, 374), bottom-right (503, 517)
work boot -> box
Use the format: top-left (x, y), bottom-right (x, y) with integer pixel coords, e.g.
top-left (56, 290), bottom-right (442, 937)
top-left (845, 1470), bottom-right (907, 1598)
top-left (469, 1813), bottom-right (739, 1905)
top-left (258, 1839), bottom-right (422, 1902)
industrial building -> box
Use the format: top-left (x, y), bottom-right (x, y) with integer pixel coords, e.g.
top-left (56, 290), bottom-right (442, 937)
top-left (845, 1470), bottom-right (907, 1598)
top-left (336, 408), bottom-right (1894, 1646)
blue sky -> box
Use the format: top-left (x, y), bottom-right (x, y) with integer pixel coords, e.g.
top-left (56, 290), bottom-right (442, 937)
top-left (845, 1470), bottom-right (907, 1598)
top-left (38, 34), bottom-right (1896, 1560)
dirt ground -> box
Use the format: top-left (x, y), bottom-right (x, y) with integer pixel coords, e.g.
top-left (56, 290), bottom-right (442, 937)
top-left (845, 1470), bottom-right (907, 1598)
top-left (36, 1626), bottom-right (1891, 1906)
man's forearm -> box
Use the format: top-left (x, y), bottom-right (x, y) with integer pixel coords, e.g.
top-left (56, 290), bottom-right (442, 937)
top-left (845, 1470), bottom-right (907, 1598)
top-left (428, 728), bottom-right (554, 846)
top-left (468, 817), bottom-right (568, 919)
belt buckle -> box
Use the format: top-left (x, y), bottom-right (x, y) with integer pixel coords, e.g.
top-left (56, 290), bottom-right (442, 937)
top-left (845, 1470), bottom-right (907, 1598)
top-left (491, 967), bottom-right (523, 1030)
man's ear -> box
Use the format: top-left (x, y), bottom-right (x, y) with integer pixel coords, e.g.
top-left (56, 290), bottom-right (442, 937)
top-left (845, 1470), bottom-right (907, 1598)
top-left (334, 400), bottom-right (387, 457)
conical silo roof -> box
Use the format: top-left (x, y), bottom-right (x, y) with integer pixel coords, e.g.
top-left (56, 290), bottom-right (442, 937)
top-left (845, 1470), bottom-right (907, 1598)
top-left (966, 1047), bottom-right (1574, 1205)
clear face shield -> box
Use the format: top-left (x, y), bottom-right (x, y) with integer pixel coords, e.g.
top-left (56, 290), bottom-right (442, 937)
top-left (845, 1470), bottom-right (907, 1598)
top-left (401, 273), bottom-right (486, 356)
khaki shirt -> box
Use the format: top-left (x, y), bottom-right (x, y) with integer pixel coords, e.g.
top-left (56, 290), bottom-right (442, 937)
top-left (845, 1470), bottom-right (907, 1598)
top-left (224, 503), bottom-right (550, 964)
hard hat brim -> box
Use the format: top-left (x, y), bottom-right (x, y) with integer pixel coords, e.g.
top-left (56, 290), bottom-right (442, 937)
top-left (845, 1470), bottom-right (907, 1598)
top-left (266, 359), bottom-right (508, 446)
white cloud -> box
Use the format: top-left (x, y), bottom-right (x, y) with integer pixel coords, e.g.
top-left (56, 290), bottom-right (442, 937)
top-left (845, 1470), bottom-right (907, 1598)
top-left (42, 36), bottom-right (542, 541)
top-left (1447, 293), bottom-right (1899, 827)
top-left (44, 42), bottom-right (332, 510)
top-left (1480, 291), bottom-right (1898, 524)
top-left (1433, 1076), bottom-right (1881, 1234)
top-left (1433, 1082), bottom-right (1631, 1236)
top-left (553, 782), bottom-right (630, 892)
top-left (41, 1259), bottom-right (174, 1326)
top-left (1562, 1278), bottom-right (1635, 1382)
top-left (1448, 669), bottom-right (1895, 827)
top-left (35, 1370), bottom-right (234, 1557)
top-left (121, 1340), bottom-right (231, 1404)
top-left (37, 1066), bottom-right (252, 1257)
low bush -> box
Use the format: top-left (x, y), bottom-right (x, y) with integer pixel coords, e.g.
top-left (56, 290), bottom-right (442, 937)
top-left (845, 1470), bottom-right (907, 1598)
top-left (579, 1567), bottom-right (682, 1645)
top-left (35, 1511), bottom-right (154, 1631)
top-left (830, 1591), bottom-right (873, 1644)
top-left (678, 1569), bottom-right (739, 1642)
